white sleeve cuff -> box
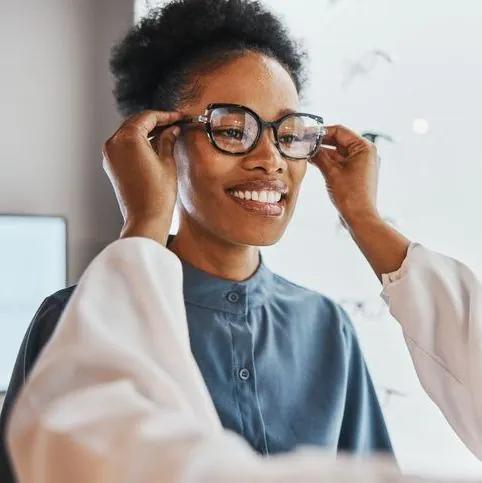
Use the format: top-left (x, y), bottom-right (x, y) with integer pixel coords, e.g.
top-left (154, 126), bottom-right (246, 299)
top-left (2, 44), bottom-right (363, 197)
top-left (381, 242), bottom-right (421, 287)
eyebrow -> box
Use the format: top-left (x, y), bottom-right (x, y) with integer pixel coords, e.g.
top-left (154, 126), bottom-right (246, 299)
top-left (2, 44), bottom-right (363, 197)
top-left (277, 108), bottom-right (298, 117)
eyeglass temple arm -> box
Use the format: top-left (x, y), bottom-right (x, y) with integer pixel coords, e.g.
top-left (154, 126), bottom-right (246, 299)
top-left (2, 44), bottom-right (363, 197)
top-left (148, 116), bottom-right (208, 140)
top-left (175, 115), bottom-right (208, 125)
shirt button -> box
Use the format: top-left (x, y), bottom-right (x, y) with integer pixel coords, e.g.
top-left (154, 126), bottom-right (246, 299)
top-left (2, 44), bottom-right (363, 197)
top-left (239, 368), bottom-right (250, 381)
top-left (227, 291), bottom-right (240, 303)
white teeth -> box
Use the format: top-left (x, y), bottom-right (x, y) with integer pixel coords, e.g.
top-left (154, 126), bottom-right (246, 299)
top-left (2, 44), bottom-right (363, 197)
top-left (230, 190), bottom-right (284, 204)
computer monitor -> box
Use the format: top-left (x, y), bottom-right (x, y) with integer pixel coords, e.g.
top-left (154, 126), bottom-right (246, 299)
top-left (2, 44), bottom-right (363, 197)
top-left (0, 215), bottom-right (67, 391)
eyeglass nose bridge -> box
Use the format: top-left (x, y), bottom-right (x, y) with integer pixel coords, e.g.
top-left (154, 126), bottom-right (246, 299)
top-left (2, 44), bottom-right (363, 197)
top-left (256, 119), bottom-right (283, 148)
top-left (259, 118), bottom-right (283, 136)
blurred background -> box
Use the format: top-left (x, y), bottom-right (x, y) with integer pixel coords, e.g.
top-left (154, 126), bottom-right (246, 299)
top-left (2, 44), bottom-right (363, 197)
top-left (1, 0), bottom-right (482, 479)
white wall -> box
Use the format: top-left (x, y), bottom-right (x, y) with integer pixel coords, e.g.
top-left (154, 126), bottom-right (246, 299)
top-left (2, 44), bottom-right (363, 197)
top-left (0, 0), bottom-right (134, 283)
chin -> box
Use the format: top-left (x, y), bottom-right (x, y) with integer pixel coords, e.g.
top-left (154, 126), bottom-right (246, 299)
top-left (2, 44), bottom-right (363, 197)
top-left (223, 225), bottom-right (287, 247)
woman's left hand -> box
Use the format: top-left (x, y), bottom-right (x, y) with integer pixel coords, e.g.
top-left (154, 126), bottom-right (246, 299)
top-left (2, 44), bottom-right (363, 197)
top-left (310, 125), bottom-right (381, 226)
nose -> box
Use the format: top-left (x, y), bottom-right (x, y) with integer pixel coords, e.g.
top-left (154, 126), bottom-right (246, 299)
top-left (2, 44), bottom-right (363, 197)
top-left (242, 128), bottom-right (288, 174)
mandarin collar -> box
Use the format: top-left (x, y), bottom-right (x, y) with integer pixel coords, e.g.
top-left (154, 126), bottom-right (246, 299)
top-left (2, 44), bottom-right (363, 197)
top-left (167, 236), bottom-right (274, 314)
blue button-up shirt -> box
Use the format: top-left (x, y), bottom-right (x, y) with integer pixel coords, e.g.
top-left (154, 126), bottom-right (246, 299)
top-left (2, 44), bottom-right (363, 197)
top-left (180, 256), bottom-right (392, 455)
top-left (0, 252), bottom-right (392, 482)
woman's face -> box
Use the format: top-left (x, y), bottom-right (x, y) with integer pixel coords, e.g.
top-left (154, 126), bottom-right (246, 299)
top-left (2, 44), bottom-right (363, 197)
top-left (175, 52), bottom-right (307, 247)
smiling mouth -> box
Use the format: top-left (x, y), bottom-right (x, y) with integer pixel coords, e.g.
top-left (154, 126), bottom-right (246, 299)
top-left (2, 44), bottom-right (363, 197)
top-left (227, 189), bottom-right (286, 216)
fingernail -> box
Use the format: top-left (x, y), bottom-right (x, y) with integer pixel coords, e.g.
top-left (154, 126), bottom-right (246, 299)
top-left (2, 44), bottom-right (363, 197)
top-left (173, 127), bottom-right (181, 136)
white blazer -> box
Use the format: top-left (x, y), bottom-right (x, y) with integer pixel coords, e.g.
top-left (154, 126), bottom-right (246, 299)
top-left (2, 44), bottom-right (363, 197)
top-left (5, 239), bottom-right (481, 482)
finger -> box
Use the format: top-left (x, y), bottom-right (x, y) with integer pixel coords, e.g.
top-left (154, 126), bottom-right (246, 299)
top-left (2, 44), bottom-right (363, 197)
top-left (141, 110), bottom-right (184, 137)
top-left (319, 143), bottom-right (338, 151)
top-left (319, 151), bottom-right (346, 167)
top-left (158, 125), bottom-right (181, 160)
top-left (122, 110), bottom-right (183, 139)
top-left (320, 141), bottom-right (349, 157)
top-left (317, 145), bottom-right (346, 163)
top-left (311, 144), bottom-right (345, 177)
top-left (318, 134), bottom-right (349, 157)
top-left (323, 125), bottom-right (369, 152)
top-left (312, 139), bottom-right (346, 163)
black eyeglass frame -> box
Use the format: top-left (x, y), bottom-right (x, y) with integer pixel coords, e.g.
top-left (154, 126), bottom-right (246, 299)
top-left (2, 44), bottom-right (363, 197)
top-left (175, 103), bottom-right (327, 160)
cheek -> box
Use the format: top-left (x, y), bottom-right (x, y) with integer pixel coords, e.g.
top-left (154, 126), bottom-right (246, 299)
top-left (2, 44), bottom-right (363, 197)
top-left (174, 134), bottom-right (231, 208)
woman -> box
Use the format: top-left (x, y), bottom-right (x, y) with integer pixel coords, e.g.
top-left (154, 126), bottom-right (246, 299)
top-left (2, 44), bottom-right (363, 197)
top-left (0, 1), bottom-right (394, 480)
top-left (2, 0), bottom-right (481, 481)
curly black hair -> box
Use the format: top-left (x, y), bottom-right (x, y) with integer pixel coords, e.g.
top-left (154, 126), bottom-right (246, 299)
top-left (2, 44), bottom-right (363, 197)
top-left (110, 0), bottom-right (308, 116)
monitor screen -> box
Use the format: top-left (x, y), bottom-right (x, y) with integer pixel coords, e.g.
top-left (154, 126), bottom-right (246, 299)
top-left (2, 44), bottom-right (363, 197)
top-left (0, 215), bottom-right (67, 391)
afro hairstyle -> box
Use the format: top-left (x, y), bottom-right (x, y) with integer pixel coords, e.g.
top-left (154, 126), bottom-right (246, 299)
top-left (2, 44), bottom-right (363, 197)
top-left (110, 0), bottom-right (308, 116)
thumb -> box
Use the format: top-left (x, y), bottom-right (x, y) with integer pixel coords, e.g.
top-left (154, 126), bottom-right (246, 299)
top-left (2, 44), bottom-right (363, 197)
top-left (312, 146), bottom-right (344, 179)
top-left (157, 125), bottom-right (181, 160)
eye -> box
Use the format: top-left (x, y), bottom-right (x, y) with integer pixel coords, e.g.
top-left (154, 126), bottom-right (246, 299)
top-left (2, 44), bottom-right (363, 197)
top-left (214, 127), bottom-right (245, 140)
top-left (279, 134), bottom-right (303, 144)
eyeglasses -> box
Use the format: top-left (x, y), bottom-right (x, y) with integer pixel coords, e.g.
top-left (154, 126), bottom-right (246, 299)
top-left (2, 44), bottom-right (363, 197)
top-left (176, 103), bottom-right (326, 160)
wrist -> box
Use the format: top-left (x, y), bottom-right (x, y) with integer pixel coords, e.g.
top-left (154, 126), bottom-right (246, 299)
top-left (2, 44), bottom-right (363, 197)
top-left (341, 210), bottom-right (411, 281)
top-left (120, 215), bottom-right (172, 246)
top-left (339, 207), bottom-right (382, 231)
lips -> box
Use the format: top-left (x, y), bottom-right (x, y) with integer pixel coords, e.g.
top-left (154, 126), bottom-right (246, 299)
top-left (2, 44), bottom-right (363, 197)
top-left (225, 179), bottom-right (288, 217)
top-left (226, 179), bottom-right (289, 195)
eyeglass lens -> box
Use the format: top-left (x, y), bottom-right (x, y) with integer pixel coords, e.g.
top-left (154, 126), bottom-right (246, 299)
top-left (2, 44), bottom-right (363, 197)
top-left (209, 106), bottom-right (322, 158)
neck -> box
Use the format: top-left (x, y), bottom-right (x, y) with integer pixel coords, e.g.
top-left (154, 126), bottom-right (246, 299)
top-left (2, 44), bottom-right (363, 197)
top-left (168, 214), bottom-right (260, 282)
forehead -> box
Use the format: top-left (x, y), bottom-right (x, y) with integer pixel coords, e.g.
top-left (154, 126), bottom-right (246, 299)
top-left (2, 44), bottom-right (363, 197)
top-left (190, 52), bottom-right (300, 120)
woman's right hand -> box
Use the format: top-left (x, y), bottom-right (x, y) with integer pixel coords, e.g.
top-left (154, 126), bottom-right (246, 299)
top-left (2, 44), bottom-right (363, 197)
top-left (102, 110), bottom-right (183, 246)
